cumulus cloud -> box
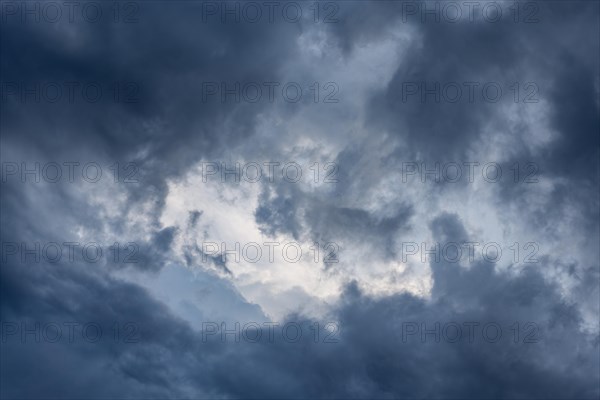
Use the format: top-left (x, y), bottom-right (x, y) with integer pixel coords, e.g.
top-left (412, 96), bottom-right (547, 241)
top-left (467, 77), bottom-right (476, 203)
top-left (1, 0), bottom-right (598, 398)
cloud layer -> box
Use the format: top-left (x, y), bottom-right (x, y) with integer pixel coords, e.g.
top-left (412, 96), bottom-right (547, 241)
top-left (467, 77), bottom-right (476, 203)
top-left (1, 1), bottom-right (598, 398)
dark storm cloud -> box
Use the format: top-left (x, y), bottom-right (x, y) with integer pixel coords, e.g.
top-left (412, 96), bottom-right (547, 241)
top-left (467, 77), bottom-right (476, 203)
top-left (258, 0), bottom-right (599, 281)
top-left (360, 1), bottom-right (598, 162)
top-left (1, 0), bottom-right (599, 398)
top-left (351, 1), bottom-right (599, 232)
top-left (0, 0), bottom-right (308, 270)
top-left (175, 214), bottom-right (600, 398)
top-left (241, 0), bottom-right (600, 239)
top-left (0, 0), bottom-right (303, 206)
top-left (323, 1), bottom-right (599, 201)
top-left (2, 210), bottom-right (597, 398)
top-left (0, 2), bottom-right (306, 395)
top-left (254, 178), bottom-right (413, 262)
top-left (1, 259), bottom-right (205, 398)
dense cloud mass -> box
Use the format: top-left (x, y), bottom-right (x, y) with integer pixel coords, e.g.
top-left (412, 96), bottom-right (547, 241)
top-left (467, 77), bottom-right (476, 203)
top-left (1, 0), bottom-right (599, 398)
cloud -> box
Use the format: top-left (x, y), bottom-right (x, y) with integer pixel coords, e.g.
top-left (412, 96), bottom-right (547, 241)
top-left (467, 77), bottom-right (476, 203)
top-left (1, 1), bottom-right (598, 398)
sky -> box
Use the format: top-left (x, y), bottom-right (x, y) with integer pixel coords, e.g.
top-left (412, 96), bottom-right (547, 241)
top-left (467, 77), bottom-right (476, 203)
top-left (1, 0), bottom-right (599, 398)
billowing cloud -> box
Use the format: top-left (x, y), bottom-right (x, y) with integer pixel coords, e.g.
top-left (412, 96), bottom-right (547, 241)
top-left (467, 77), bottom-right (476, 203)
top-left (1, 1), bottom-right (598, 398)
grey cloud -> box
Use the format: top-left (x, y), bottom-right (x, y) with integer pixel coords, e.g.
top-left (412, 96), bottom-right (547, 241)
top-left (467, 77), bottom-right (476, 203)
top-left (1, 1), bottom-right (598, 398)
